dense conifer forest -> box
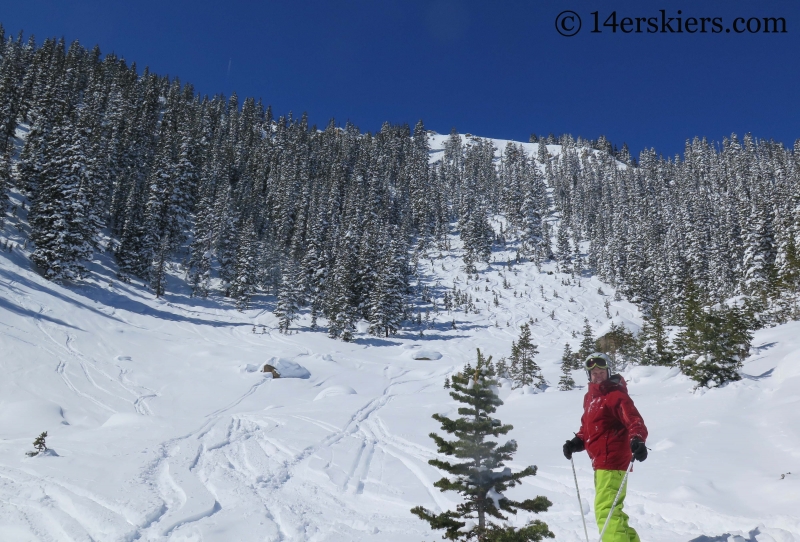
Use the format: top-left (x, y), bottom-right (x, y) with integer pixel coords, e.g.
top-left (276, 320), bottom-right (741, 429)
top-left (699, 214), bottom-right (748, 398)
top-left (1, 28), bottom-right (798, 367)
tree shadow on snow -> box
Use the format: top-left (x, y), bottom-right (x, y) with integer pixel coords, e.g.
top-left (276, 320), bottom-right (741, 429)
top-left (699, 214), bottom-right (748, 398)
top-left (352, 337), bottom-right (403, 347)
top-left (0, 267), bottom-right (251, 329)
top-left (0, 267), bottom-right (120, 326)
top-left (689, 527), bottom-right (760, 542)
top-left (741, 368), bottom-right (774, 380)
top-left (0, 295), bottom-right (83, 329)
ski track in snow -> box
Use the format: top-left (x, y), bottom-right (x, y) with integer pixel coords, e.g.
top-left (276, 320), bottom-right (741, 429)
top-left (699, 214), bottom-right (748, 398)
top-left (129, 371), bottom-right (459, 540)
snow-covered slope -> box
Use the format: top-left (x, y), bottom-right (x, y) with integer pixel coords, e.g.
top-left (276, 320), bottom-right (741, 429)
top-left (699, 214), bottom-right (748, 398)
top-left (1, 179), bottom-right (799, 541)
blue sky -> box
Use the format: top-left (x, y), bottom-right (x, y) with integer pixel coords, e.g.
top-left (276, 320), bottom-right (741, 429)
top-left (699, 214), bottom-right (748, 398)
top-left (3, 0), bottom-right (799, 158)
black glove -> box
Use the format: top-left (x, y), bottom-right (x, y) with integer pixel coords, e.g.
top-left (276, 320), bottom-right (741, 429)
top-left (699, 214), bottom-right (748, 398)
top-left (563, 436), bottom-right (584, 460)
top-left (631, 437), bottom-right (648, 462)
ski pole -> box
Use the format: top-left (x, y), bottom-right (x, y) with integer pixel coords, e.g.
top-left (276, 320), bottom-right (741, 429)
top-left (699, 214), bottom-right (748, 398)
top-left (571, 456), bottom-right (590, 542)
top-left (597, 459), bottom-right (635, 542)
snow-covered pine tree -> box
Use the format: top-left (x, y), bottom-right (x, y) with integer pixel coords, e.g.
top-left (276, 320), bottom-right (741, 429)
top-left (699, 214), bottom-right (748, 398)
top-left (411, 349), bottom-right (554, 542)
top-left (150, 232), bottom-right (170, 297)
top-left (115, 178), bottom-right (149, 280)
top-left (499, 143), bottom-right (526, 228)
top-left (555, 223), bottom-right (571, 272)
top-left (536, 139), bottom-right (548, 165)
top-left (577, 318), bottom-right (596, 363)
top-left (0, 35), bottom-right (24, 153)
top-left (519, 193), bottom-right (543, 265)
top-left (274, 257), bottom-right (302, 333)
top-left (743, 200), bottom-right (778, 305)
top-left (187, 181), bottom-right (216, 297)
top-left (0, 150), bottom-right (10, 225)
top-left (300, 231), bottom-right (329, 330)
top-left (369, 229), bottom-right (406, 337)
top-left (215, 186), bottom-right (240, 296)
top-left (15, 116), bottom-right (50, 198)
top-left (230, 216), bottom-right (260, 310)
top-left (558, 343), bottom-right (576, 390)
top-left (508, 323), bottom-right (545, 390)
top-left (495, 356), bottom-right (509, 380)
top-left (408, 120), bottom-right (431, 235)
top-left (675, 303), bottom-right (752, 389)
top-left (638, 300), bottom-right (675, 366)
top-left (325, 230), bottom-right (359, 341)
top-left (29, 121), bottom-right (95, 281)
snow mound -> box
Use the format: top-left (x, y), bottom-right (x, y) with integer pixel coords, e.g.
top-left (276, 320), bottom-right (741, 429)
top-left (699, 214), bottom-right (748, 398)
top-left (594, 315), bottom-right (641, 336)
top-left (314, 385), bottom-right (357, 400)
top-left (0, 399), bottom-right (68, 435)
top-left (263, 357), bottom-right (310, 379)
top-left (25, 449), bottom-right (59, 458)
top-left (505, 385), bottom-right (544, 400)
top-left (410, 350), bottom-right (442, 360)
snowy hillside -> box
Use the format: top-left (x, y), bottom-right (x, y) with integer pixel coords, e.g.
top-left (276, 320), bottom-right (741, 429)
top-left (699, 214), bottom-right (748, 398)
top-left (2, 166), bottom-right (800, 542)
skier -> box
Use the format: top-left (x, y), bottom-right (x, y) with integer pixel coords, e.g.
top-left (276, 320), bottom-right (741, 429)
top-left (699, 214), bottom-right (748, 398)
top-left (563, 352), bottom-right (648, 542)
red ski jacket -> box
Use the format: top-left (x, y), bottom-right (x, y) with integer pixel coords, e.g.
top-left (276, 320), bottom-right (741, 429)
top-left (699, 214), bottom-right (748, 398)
top-left (576, 374), bottom-right (648, 471)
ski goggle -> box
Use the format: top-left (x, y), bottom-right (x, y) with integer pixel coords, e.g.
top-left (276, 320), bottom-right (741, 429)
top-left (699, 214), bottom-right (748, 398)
top-left (584, 357), bottom-right (609, 370)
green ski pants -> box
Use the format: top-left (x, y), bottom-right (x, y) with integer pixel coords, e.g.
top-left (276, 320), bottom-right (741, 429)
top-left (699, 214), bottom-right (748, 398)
top-left (594, 469), bottom-right (640, 542)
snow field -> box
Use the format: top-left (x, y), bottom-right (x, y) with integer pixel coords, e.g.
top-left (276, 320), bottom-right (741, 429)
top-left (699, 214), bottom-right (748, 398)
top-left (1, 195), bottom-right (799, 540)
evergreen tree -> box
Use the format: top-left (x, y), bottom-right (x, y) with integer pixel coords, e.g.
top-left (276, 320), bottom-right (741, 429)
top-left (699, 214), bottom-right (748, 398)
top-left (369, 230), bottom-right (406, 337)
top-left (229, 216), bottom-right (260, 310)
top-left (555, 223), bottom-right (571, 271)
top-left (274, 258), bottom-right (302, 333)
top-left (577, 318), bottom-right (595, 363)
top-left (187, 182), bottom-right (216, 297)
top-left (638, 301), bottom-right (675, 366)
top-left (495, 356), bottom-right (509, 379)
top-left (26, 431), bottom-right (49, 457)
top-left (519, 167), bottom-right (547, 264)
top-left (150, 232), bottom-right (170, 297)
top-left (742, 200), bottom-right (777, 300)
top-left (325, 230), bottom-right (359, 341)
top-left (115, 179), bottom-right (149, 280)
top-left (0, 150), bottom-right (10, 226)
top-left (29, 122), bottom-right (95, 281)
top-left (508, 324), bottom-right (545, 389)
top-left (411, 349), bottom-right (554, 542)
top-left (558, 343), bottom-right (576, 390)
top-left (676, 304), bottom-right (752, 388)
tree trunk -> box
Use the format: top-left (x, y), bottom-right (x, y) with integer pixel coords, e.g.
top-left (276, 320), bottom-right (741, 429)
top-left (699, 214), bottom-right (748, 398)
top-left (477, 494), bottom-right (486, 540)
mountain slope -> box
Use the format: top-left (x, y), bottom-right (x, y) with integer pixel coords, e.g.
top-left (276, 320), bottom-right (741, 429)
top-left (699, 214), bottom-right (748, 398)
top-left (1, 199), bottom-right (799, 541)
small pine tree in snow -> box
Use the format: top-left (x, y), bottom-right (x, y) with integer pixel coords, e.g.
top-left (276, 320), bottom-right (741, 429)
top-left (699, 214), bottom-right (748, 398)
top-left (675, 304), bottom-right (752, 389)
top-left (508, 324), bottom-right (545, 389)
top-left (557, 343), bottom-right (576, 390)
top-left (411, 349), bottom-right (554, 542)
top-left (638, 301), bottom-right (675, 367)
top-left (577, 318), bottom-right (595, 362)
top-left (495, 356), bottom-right (509, 379)
top-left (26, 431), bottom-right (48, 457)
